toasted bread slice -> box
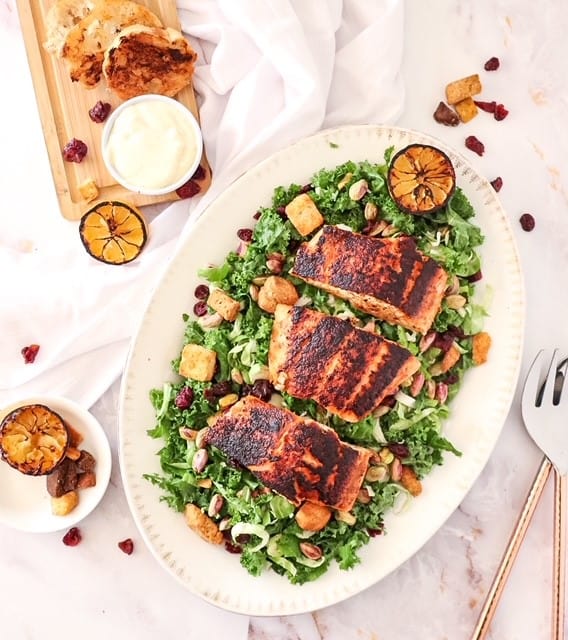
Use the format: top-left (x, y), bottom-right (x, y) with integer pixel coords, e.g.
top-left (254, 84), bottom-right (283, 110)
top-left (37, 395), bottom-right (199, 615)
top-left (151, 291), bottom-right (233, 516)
top-left (61, 0), bottom-right (163, 88)
top-left (103, 25), bottom-right (197, 100)
top-left (44, 0), bottom-right (95, 57)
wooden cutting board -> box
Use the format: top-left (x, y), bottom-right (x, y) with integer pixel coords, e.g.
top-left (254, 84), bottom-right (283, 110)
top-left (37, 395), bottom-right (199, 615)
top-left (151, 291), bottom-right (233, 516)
top-left (16, 0), bottom-right (211, 220)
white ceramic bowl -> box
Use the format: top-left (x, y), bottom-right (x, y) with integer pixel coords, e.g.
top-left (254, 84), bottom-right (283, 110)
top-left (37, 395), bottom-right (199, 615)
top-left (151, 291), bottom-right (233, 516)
top-left (101, 94), bottom-right (203, 196)
top-left (0, 395), bottom-right (112, 533)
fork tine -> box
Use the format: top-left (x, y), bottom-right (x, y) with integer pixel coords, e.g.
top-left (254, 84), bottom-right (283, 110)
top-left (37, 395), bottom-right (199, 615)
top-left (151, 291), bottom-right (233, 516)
top-left (522, 350), bottom-right (546, 410)
top-left (541, 349), bottom-right (560, 407)
top-left (558, 357), bottom-right (568, 407)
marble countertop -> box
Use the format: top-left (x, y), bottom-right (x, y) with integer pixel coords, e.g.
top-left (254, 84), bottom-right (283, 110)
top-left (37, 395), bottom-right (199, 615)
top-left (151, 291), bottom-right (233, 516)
top-left (2, 1), bottom-right (568, 639)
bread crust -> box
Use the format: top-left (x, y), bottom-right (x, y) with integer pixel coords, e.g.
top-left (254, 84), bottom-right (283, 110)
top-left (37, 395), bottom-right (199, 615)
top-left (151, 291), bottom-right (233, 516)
top-left (44, 0), bottom-right (95, 57)
top-left (61, 0), bottom-right (162, 88)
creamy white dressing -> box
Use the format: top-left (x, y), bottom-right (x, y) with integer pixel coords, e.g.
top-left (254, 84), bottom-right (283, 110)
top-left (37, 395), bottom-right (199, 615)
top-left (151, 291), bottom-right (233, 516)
top-left (106, 100), bottom-right (199, 191)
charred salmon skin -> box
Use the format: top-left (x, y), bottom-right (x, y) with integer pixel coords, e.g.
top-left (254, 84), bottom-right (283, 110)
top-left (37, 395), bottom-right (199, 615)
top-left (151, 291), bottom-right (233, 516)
top-left (204, 395), bottom-right (371, 512)
top-left (290, 225), bottom-right (448, 334)
top-left (269, 304), bottom-right (420, 422)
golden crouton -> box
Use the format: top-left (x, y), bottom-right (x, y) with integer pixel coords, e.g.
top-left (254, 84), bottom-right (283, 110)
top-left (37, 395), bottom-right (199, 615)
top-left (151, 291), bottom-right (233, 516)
top-left (285, 193), bottom-right (324, 236)
top-left (472, 331), bottom-right (492, 365)
top-left (445, 74), bottom-right (482, 105)
top-left (295, 502), bottom-right (331, 532)
top-left (454, 97), bottom-right (478, 123)
top-left (207, 289), bottom-right (240, 322)
top-left (179, 344), bottom-right (217, 381)
top-left (184, 503), bottom-right (223, 545)
top-left (400, 466), bottom-right (422, 497)
top-left (78, 178), bottom-right (99, 202)
top-left (65, 447), bottom-right (81, 461)
top-left (440, 343), bottom-right (461, 373)
top-left (257, 276), bottom-right (299, 314)
top-left (51, 490), bottom-right (79, 516)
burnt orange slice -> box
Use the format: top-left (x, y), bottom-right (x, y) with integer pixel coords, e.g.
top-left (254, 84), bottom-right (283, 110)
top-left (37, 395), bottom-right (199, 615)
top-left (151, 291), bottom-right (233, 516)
top-left (0, 404), bottom-right (69, 475)
top-left (388, 144), bottom-right (456, 215)
top-left (79, 200), bottom-right (147, 265)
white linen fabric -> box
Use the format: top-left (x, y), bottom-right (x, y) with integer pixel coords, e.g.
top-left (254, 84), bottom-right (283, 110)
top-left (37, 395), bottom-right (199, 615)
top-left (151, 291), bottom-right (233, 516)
top-left (0, 0), bottom-right (404, 409)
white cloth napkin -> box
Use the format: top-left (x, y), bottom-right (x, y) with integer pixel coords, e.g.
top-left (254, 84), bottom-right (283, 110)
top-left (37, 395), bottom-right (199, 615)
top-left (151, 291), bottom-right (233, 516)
top-left (0, 0), bottom-right (404, 410)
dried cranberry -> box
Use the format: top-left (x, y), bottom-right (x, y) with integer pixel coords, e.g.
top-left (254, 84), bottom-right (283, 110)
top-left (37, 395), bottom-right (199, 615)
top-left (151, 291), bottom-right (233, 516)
top-left (234, 533), bottom-right (251, 545)
top-left (494, 104), bottom-right (509, 121)
top-left (118, 538), bottom-right (134, 555)
top-left (447, 325), bottom-right (466, 340)
top-left (465, 135), bottom-right (485, 156)
top-left (194, 284), bottom-right (210, 300)
top-left (225, 541), bottom-right (243, 554)
top-left (62, 138), bottom-right (88, 163)
top-left (21, 344), bottom-right (40, 364)
top-left (367, 528), bottom-right (383, 537)
top-left (490, 177), bottom-right (503, 192)
top-left (192, 165), bottom-right (206, 181)
top-left (276, 206), bottom-right (287, 218)
top-left (484, 56), bottom-right (500, 71)
top-left (468, 270), bottom-right (483, 283)
top-left (474, 100), bottom-right (496, 114)
top-left (176, 180), bottom-right (201, 199)
top-left (175, 387), bottom-right (194, 410)
top-left (62, 527), bottom-right (82, 546)
top-left (193, 301), bottom-right (208, 317)
top-left (433, 332), bottom-right (455, 353)
top-left (210, 381), bottom-right (233, 397)
top-left (519, 213), bottom-right (535, 232)
top-left (300, 183), bottom-right (313, 193)
top-left (253, 210), bottom-right (262, 220)
top-left (250, 379), bottom-right (274, 402)
top-left (88, 101), bottom-right (111, 123)
top-left (237, 228), bottom-right (253, 242)
top-left (388, 443), bottom-right (410, 458)
top-left (444, 373), bottom-right (460, 385)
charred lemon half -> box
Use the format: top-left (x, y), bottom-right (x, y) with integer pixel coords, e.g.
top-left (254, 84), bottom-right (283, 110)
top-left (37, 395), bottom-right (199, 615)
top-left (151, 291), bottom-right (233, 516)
top-left (79, 200), bottom-right (147, 265)
top-left (388, 144), bottom-right (456, 215)
top-left (0, 404), bottom-right (69, 475)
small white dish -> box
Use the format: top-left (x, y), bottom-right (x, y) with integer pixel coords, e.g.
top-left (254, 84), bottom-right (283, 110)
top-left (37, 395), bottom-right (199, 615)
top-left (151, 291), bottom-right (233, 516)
top-left (0, 395), bottom-right (112, 533)
top-left (101, 94), bottom-right (203, 196)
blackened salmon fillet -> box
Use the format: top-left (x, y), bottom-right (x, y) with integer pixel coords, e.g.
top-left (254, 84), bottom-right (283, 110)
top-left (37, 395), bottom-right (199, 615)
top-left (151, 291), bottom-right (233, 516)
top-left (269, 304), bottom-right (420, 422)
top-left (204, 395), bottom-right (371, 512)
top-left (290, 225), bottom-right (448, 334)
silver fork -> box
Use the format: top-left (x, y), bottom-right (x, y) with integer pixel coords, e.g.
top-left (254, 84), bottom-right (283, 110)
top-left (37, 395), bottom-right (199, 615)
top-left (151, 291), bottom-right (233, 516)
top-left (523, 350), bottom-right (567, 640)
top-left (471, 350), bottom-right (567, 640)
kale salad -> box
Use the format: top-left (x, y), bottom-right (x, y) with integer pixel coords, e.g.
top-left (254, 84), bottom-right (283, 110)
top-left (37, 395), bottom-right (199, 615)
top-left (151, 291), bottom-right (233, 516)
top-left (144, 144), bottom-right (489, 585)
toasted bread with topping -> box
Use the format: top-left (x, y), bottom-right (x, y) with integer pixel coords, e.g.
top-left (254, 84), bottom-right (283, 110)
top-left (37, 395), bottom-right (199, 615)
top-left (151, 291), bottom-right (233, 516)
top-left (61, 0), bottom-right (163, 88)
top-left (44, 0), bottom-right (95, 57)
top-left (103, 25), bottom-right (197, 100)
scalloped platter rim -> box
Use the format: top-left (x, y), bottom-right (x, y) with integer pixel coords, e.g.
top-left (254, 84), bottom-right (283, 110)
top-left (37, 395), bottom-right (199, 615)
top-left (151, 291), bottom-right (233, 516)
top-left (118, 124), bottom-right (525, 616)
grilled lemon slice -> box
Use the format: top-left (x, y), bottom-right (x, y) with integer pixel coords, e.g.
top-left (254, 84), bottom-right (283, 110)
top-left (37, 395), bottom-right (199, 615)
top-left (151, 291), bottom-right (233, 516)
top-left (388, 144), bottom-right (456, 215)
top-left (0, 404), bottom-right (69, 475)
top-left (79, 200), bottom-right (147, 265)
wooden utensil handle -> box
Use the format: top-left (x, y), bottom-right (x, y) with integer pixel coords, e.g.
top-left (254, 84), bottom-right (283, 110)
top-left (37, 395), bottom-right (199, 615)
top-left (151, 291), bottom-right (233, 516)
top-left (553, 471), bottom-right (566, 640)
top-left (470, 456), bottom-right (552, 640)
